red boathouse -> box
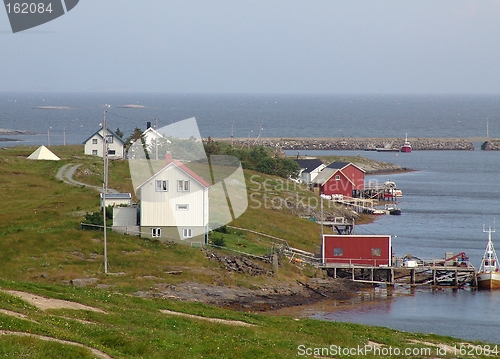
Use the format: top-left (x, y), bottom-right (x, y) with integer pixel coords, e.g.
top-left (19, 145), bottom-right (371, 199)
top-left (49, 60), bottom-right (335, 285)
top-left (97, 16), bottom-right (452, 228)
top-left (312, 162), bottom-right (365, 197)
top-left (322, 235), bottom-right (392, 266)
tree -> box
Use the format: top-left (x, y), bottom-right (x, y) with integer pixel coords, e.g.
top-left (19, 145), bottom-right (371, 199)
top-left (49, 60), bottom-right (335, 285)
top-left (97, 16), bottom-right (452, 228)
top-left (115, 128), bottom-right (124, 139)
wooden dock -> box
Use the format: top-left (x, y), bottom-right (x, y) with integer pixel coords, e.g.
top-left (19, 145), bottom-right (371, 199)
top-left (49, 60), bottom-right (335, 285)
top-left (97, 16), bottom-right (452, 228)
top-left (320, 263), bottom-right (476, 287)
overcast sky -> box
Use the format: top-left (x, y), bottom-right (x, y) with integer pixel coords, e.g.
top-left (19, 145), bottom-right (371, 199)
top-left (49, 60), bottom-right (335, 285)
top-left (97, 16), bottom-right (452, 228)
top-left (1, 0), bottom-right (500, 94)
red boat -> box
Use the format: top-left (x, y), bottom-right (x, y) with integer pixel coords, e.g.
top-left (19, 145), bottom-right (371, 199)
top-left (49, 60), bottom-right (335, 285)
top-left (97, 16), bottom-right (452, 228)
top-left (401, 134), bottom-right (412, 153)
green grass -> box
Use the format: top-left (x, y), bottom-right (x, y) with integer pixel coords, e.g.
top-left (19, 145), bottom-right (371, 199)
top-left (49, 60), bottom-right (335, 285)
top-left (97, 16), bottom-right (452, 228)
top-left (0, 145), bottom-right (495, 357)
top-left (0, 280), bottom-right (494, 359)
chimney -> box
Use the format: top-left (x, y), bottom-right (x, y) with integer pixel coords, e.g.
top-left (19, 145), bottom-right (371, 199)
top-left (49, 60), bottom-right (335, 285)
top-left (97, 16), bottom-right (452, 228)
top-left (165, 152), bottom-right (172, 165)
top-left (147, 121), bottom-right (151, 129)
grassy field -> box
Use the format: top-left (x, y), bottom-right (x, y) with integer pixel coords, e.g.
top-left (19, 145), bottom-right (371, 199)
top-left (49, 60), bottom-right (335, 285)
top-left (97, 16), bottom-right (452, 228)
top-left (0, 144), bottom-right (495, 358)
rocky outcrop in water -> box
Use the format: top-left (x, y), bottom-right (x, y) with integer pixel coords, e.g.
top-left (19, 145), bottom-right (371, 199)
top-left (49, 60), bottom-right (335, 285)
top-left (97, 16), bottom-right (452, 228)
top-left (217, 138), bottom-right (474, 151)
top-left (481, 141), bottom-right (500, 150)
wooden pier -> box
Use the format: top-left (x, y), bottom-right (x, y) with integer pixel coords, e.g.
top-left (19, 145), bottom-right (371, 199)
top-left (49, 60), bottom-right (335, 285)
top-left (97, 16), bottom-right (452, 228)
top-left (320, 263), bottom-right (476, 287)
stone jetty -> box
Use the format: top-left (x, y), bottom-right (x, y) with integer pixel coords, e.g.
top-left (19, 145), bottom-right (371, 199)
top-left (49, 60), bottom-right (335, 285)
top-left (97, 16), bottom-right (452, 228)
top-left (216, 137), bottom-right (475, 151)
top-left (481, 140), bottom-right (500, 150)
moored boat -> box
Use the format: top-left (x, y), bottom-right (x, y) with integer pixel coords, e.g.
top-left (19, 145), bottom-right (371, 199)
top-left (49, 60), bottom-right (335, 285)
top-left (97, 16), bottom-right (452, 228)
top-left (384, 204), bottom-right (401, 215)
top-left (401, 133), bottom-right (412, 153)
top-left (477, 226), bottom-right (500, 289)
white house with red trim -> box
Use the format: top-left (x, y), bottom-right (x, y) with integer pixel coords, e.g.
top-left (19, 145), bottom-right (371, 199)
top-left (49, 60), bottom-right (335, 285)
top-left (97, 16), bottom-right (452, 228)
top-left (137, 153), bottom-right (210, 245)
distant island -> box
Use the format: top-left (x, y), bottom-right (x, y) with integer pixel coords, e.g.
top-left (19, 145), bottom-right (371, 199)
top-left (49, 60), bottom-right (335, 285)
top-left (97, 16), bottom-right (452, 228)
top-left (118, 104), bottom-right (146, 109)
top-left (0, 128), bottom-right (36, 136)
top-left (33, 106), bottom-right (72, 110)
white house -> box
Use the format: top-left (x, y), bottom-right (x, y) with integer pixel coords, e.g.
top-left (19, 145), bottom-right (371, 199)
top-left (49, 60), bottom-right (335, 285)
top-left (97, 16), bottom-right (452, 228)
top-left (83, 127), bottom-right (125, 159)
top-left (293, 158), bottom-right (326, 184)
top-left (137, 153), bottom-right (210, 245)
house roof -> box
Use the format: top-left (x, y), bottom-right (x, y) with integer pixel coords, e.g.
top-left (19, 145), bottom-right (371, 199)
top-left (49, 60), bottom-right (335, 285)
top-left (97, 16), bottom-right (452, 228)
top-left (294, 158), bottom-right (324, 173)
top-left (142, 127), bottom-right (164, 138)
top-left (100, 193), bottom-right (132, 199)
top-left (82, 127), bottom-right (125, 145)
top-left (136, 160), bottom-right (211, 190)
top-left (312, 168), bottom-right (356, 187)
top-left (326, 161), bottom-right (365, 173)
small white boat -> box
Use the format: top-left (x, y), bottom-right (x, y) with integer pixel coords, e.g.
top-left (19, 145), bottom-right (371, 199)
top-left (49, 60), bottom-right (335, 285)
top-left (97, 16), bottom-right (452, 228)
top-left (477, 226), bottom-right (500, 290)
top-left (384, 204), bottom-right (401, 215)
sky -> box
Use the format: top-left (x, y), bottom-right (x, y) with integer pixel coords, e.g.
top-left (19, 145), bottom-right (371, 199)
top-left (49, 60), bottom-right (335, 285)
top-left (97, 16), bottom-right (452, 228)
top-left (1, 0), bottom-right (500, 94)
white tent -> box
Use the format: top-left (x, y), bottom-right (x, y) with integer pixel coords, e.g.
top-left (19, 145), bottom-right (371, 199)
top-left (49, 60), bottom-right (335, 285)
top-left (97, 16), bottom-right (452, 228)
top-left (27, 145), bottom-right (60, 161)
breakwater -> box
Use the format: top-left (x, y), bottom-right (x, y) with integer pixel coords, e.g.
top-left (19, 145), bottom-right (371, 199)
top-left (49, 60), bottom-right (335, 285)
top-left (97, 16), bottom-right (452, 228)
top-left (481, 140), bottom-right (500, 150)
top-left (216, 138), bottom-right (475, 151)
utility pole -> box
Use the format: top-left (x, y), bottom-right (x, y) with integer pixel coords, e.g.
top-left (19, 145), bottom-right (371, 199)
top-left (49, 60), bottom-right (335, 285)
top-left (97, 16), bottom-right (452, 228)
top-left (231, 121), bottom-right (234, 147)
top-left (102, 110), bottom-right (108, 274)
top-left (155, 117), bottom-right (159, 161)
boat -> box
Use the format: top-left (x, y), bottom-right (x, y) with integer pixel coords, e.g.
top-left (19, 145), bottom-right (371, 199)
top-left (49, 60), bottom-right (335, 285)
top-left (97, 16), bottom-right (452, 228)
top-left (401, 134), bottom-right (412, 153)
top-left (376, 142), bottom-right (400, 152)
top-left (384, 204), bottom-right (401, 215)
top-left (476, 226), bottom-right (500, 289)
top-left (383, 180), bottom-right (403, 198)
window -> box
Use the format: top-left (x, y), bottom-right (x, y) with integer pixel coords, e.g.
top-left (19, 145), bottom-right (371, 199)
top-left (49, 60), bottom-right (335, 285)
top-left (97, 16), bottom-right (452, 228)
top-left (106, 135), bottom-right (114, 143)
top-left (92, 138), bottom-right (98, 144)
top-left (182, 228), bottom-right (193, 238)
top-left (176, 204), bottom-right (189, 211)
top-left (333, 247), bottom-right (343, 256)
top-left (371, 248), bottom-right (382, 257)
top-left (335, 175), bottom-right (341, 180)
top-left (177, 180), bottom-right (190, 192)
top-left (108, 149), bottom-right (116, 155)
top-left (92, 150), bottom-right (98, 155)
top-left (155, 180), bottom-right (168, 192)
top-left (152, 228), bottom-right (161, 238)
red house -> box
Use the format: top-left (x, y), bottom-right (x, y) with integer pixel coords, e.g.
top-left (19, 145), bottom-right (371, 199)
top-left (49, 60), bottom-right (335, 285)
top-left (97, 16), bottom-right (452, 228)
top-left (312, 162), bottom-right (365, 197)
top-left (322, 235), bottom-right (392, 266)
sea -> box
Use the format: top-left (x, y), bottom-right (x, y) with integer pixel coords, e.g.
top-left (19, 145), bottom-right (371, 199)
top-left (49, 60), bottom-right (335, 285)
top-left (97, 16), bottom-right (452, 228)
top-left (1, 92), bottom-right (500, 344)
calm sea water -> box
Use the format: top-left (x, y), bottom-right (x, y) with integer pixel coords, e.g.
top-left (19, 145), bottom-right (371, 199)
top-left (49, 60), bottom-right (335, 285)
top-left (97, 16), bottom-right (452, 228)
top-left (2, 92), bottom-right (500, 343)
top-left (1, 92), bottom-right (500, 145)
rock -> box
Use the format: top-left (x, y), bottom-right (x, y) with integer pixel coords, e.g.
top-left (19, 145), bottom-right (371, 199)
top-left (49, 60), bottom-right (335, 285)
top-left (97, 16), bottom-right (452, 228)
top-left (70, 278), bottom-right (98, 287)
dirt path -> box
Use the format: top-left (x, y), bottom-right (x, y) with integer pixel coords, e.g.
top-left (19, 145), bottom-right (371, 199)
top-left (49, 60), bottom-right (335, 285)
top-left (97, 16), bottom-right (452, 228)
top-left (56, 163), bottom-right (118, 194)
top-left (2, 290), bottom-right (106, 313)
top-left (160, 309), bottom-right (256, 327)
top-left (0, 331), bottom-right (114, 359)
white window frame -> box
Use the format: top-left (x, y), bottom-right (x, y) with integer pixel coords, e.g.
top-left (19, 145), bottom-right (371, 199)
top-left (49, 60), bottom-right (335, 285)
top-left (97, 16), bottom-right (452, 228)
top-left (155, 180), bottom-right (168, 192)
top-left (92, 138), bottom-right (98, 144)
top-left (106, 135), bottom-right (114, 143)
top-left (335, 175), bottom-right (341, 180)
top-left (152, 228), bottom-right (162, 238)
top-left (177, 180), bottom-right (190, 192)
top-left (92, 150), bottom-right (98, 156)
top-left (182, 228), bottom-right (193, 239)
top-left (176, 204), bottom-right (189, 211)
top-left (108, 149), bottom-right (116, 155)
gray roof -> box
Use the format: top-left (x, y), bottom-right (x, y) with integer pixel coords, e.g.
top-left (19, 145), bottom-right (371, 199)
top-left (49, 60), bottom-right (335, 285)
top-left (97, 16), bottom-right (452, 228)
top-left (326, 161), bottom-right (350, 170)
top-left (294, 159), bottom-right (324, 173)
top-left (100, 193), bottom-right (132, 199)
top-left (311, 168), bottom-right (337, 185)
